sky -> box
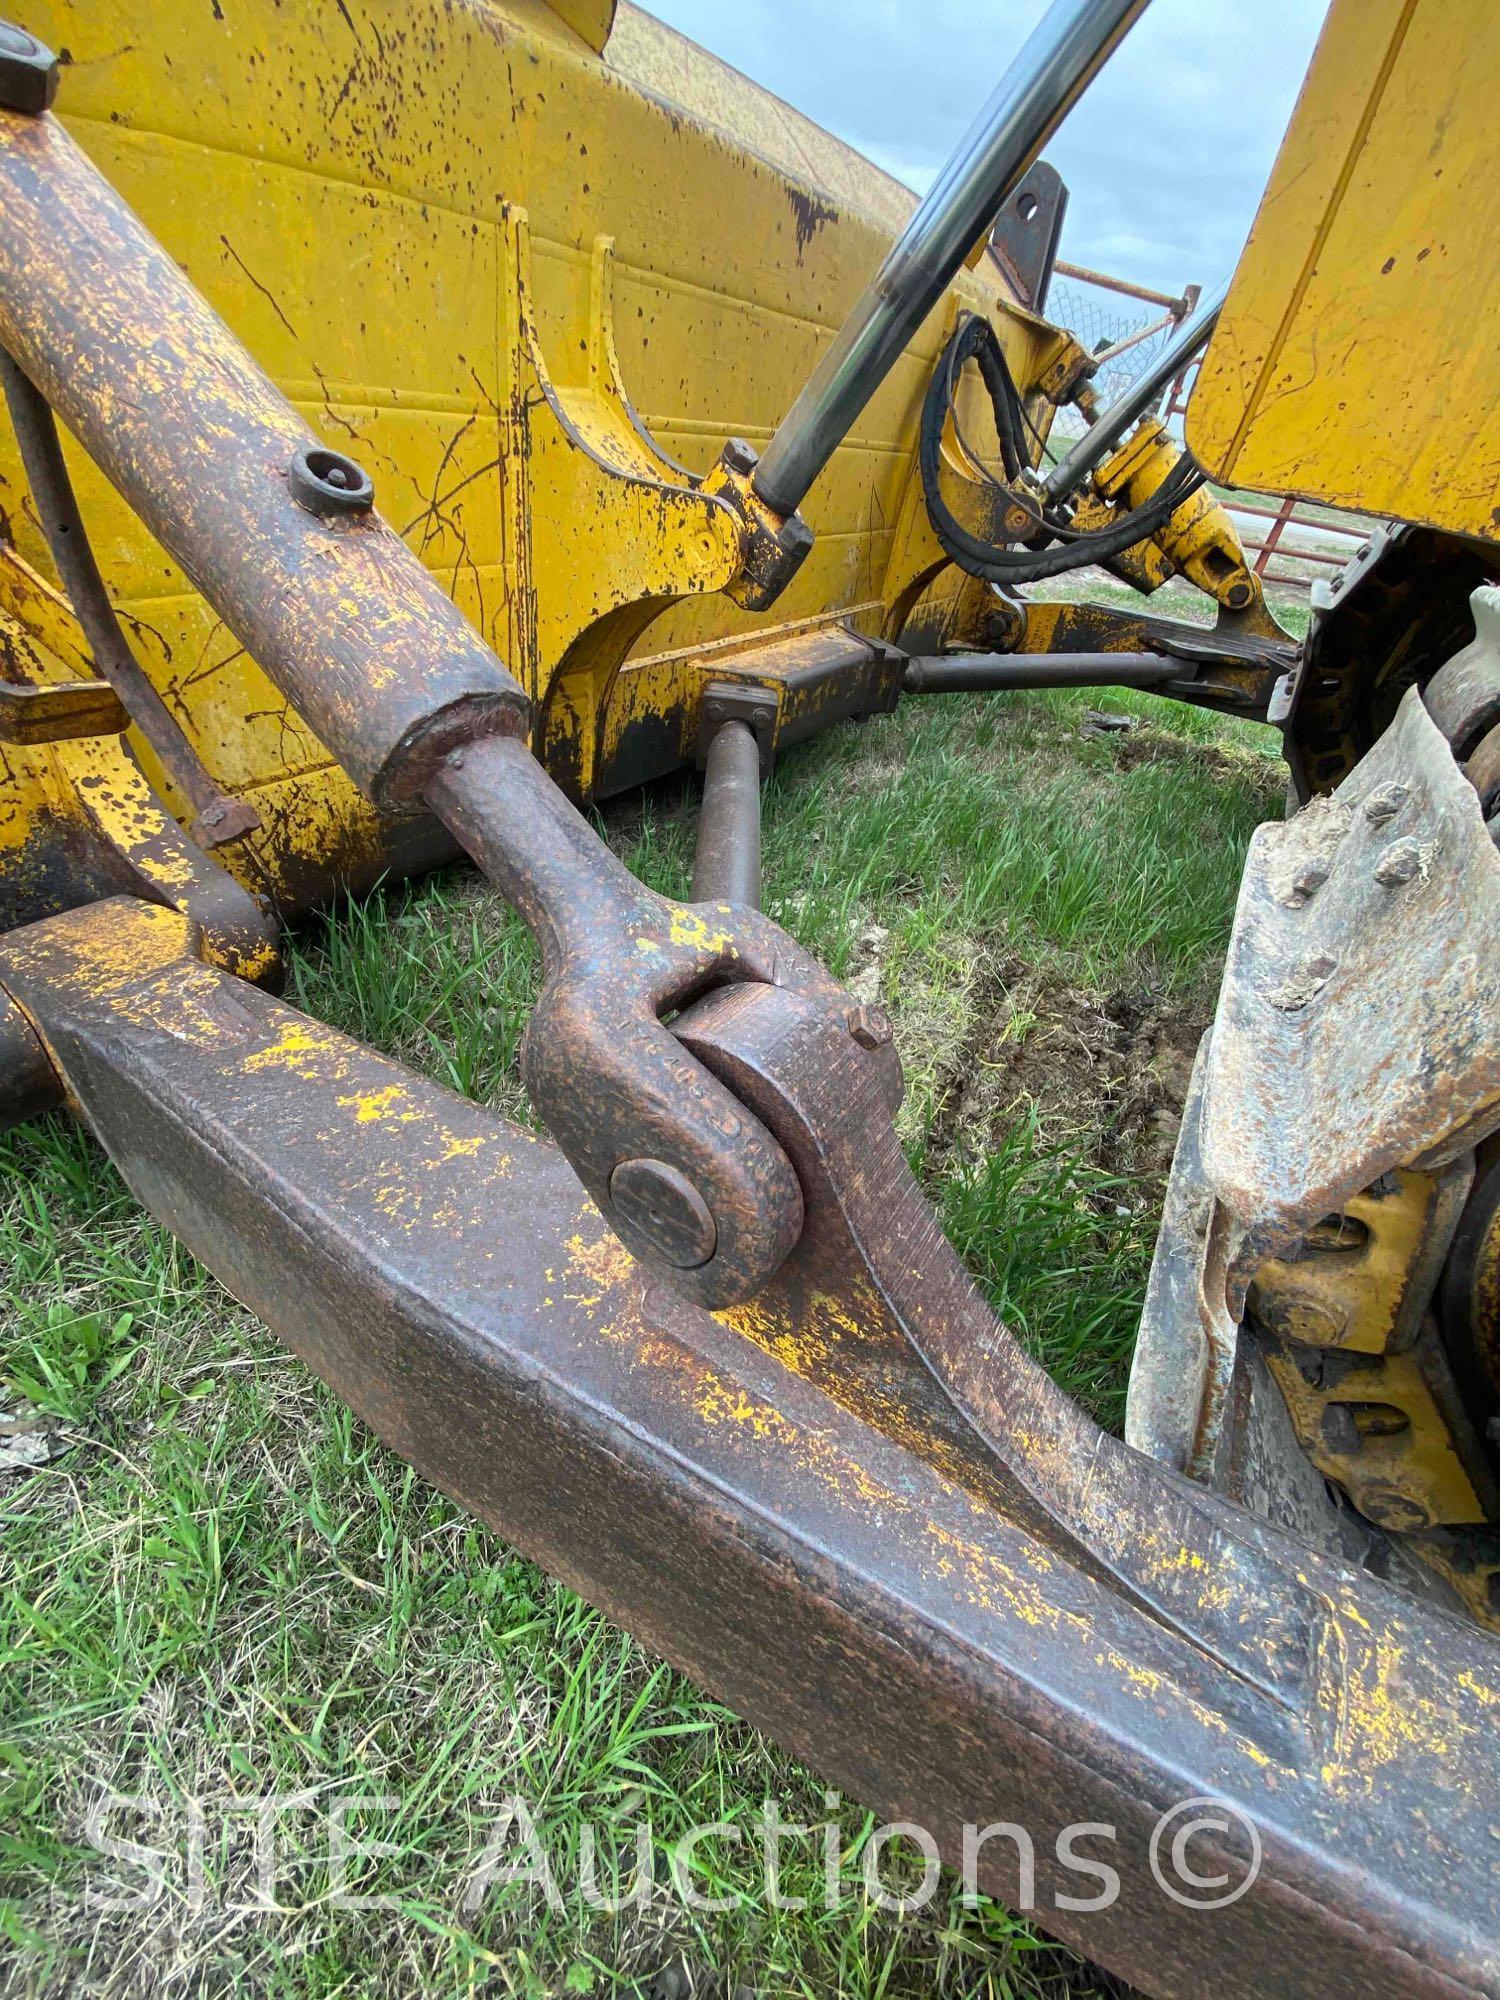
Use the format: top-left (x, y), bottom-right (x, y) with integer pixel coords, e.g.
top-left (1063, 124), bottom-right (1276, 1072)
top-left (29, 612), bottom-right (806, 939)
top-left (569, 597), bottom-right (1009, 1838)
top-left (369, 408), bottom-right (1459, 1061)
top-left (638, 0), bottom-right (1331, 298)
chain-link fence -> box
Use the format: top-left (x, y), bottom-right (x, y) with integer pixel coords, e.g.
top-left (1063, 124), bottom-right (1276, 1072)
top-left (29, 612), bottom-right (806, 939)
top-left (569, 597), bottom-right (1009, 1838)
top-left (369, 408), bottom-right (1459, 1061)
top-left (1043, 271), bottom-right (1195, 445)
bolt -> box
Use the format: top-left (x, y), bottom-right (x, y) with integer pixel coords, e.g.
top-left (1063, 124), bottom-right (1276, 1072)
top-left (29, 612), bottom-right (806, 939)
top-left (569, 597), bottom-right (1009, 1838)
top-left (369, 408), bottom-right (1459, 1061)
top-left (1363, 781), bottom-right (1409, 825)
top-left (721, 436), bottom-right (757, 477)
top-left (705, 699), bottom-right (725, 723)
top-left (847, 1003), bottom-right (893, 1050)
top-left (1265, 950), bottom-right (1338, 1012)
top-left (778, 515), bottom-right (815, 559)
top-left (0, 21), bottom-right (58, 114)
top-left (608, 1158), bottom-right (717, 1270)
top-left (1291, 858), bottom-right (1330, 900)
top-left (1374, 837), bottom-right (1422, 887)
top-left (1225, 580), bottom-right (1253, 611)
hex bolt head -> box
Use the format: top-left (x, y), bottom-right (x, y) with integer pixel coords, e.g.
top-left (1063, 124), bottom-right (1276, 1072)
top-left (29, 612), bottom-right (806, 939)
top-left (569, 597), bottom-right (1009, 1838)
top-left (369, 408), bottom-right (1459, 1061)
top-left (0, 21), bottom-right (59, 115)
top-left (721, 436), bottom-right (757, 478)
top-left (847, 1003), bottom-right (893, 1050)
top-left (1374, 837), bottom-right (1422, 887)
top-left (1292, 858), bottom-right (1330, 900)
top-left (778, 515), bottom-right (815, 559)
top-left (1363, 782), bottom-right (1409, 826)
top-left (608, 1157), bottom-right (717, 1270)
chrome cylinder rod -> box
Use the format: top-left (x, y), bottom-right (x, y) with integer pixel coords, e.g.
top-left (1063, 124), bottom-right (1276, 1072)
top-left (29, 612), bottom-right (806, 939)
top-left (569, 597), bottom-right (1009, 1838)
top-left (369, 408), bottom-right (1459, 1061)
top-left (751, 0), bottom-right (1152, 519)
top-left (691, 720), bottom-right (763, 908)
top-left (1041, 280), bottom-right (1227, 502)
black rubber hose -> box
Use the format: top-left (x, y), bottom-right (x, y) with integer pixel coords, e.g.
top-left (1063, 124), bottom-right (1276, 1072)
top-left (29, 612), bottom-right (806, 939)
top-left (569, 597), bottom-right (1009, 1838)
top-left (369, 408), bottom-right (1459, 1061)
top-left (919, 318), bottom-right (1205, 585)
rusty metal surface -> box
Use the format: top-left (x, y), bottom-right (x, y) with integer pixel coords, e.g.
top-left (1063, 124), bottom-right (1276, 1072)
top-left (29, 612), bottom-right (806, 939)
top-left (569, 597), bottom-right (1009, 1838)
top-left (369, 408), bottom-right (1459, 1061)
top-left (0, 108), bottom-right (529, 808)
top-left (597, 615), bottom-right (900, 800)
top-left (0, 346), bottom-right (258, 844)
top-left (1012, 596), bottom-right (1295, 722)
top-left (1202, 687), bottom-right (1500, 1242)
top-left (1425, 587), bottom-right (1500, 761)
top-left (904, 650), bottom-right (1178, 693)
top-left (424, 731), bottom-right (861, 1306)
top-left (1126, 1036), bottom-right (1212, 1471)
top-left (988, 160), bottom-right (1068, 313)
top-left (0, 625), bottom-right (122, 744)
top-left (1128, 684), bottom-right (1500, 1606)
top-left (691, 719), bottom-right (762, 907)
top-left (3, 896), bottom-right (1498, 1999)
top-left (0, 980), bottom-right (57, 1127)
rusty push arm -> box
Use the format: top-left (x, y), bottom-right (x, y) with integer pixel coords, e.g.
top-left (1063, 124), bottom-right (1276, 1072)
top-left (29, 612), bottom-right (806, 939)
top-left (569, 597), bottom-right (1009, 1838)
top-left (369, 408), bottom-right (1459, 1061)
top-left (0, 94), bottom-right (868, 1304)
top-left (4, 891), bottom-right (1498, 2000)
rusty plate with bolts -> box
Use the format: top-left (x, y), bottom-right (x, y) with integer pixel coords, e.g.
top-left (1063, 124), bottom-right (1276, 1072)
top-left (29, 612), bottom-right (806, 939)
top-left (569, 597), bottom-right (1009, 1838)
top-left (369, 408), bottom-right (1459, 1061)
top-left (1201, 686), bottom-right (1500, 1242)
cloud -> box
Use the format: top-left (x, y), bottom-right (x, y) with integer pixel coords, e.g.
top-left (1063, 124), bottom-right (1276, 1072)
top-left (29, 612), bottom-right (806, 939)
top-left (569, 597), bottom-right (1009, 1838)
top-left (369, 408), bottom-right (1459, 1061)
top-left (635, 0), bottom-right (1329, 295)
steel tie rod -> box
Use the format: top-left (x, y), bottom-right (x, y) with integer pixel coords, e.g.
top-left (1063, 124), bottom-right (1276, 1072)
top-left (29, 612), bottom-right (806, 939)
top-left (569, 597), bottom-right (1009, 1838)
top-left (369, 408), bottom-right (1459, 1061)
top-left (751, 0), bottom-right (1153, 519)
top-left (902, 651), bottom-right (1179, 694)
top-left (692, 719), bottom-right (763, 908)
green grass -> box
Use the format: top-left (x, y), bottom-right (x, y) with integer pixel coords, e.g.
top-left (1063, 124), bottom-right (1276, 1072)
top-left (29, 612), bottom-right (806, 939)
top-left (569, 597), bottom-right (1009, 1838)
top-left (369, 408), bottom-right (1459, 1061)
top-left (0, 676), bottom-right (1283, 1998)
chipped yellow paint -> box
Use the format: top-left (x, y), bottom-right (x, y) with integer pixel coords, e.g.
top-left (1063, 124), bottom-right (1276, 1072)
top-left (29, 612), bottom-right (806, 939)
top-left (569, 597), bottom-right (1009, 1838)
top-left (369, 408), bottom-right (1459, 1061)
top-left (663, 905), bottom-right (735, 956)
top-left (2, 0), bottom-right (1064, 897)
top-left (244, 1020), bottom-right (348, 1080)
top-left (565, 1227), bottom-right (638, 1308)
top-left (338, 1082), bottom-right (421, 1126)
top-left (436, 1130), bottom-right (488, 1163)
top-left (1190, 0), bottom-right (1500, 544)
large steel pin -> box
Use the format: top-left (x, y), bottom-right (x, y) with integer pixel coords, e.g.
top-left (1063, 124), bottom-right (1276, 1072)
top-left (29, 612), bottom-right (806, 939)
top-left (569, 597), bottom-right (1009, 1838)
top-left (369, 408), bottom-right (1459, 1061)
top-left (692, 720), bottom-right (763, 910)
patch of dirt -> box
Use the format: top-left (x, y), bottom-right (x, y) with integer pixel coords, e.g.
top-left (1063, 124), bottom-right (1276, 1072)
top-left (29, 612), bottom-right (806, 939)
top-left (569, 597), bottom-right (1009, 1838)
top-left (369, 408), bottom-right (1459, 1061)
top-left (924, 953), bottom-right (1206, 1200)
top-left (1103, 727), bottom-right (1274, 790)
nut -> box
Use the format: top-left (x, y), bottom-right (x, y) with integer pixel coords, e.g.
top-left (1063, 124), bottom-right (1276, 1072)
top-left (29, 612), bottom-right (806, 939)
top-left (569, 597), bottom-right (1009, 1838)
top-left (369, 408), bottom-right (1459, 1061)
top-left (1373, 837), bottom-right (1422, 887)
top-left (847, 1003), bottom-right (893, 1051)
top-left (0, 22), bottom-right (59, 115)
top-left (1362, 781), bottom-right (1409, 826)
top-left (1291, 859), bottom-right (1330, 900)
top-left (720, 436), bottom-right (757, 478)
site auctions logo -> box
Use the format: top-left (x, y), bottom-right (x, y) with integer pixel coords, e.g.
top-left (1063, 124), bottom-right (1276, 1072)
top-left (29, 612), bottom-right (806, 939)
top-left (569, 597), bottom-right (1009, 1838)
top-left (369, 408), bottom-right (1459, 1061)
top-left (76, 1789), bottom-right (1263, 1918)
top-left (1148, 1797), bottom-right (1263, 1909)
